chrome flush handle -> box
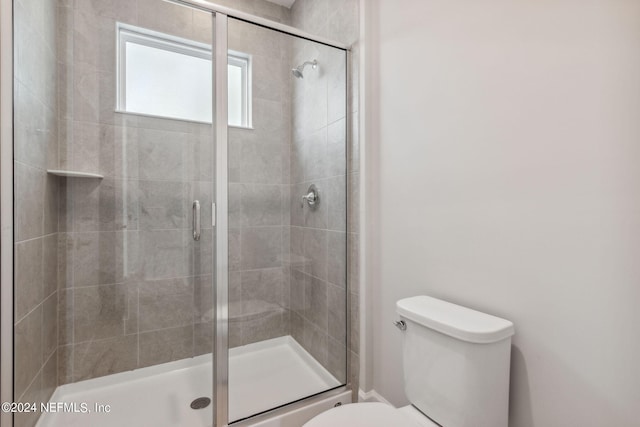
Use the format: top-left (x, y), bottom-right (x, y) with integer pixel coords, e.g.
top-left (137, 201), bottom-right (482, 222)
top-left (394, 320), bottom-right (407, 331)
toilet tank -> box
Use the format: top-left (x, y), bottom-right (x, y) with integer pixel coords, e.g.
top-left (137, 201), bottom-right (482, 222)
top-left (396, 296), bottom-right (514, 427)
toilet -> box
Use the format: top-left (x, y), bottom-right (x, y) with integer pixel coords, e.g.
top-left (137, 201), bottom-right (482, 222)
top-left (304, 295), bottom-right (515, 427)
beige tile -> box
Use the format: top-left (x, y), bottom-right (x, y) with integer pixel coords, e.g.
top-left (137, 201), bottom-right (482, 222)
top-left (242, 311), bottom-right (286, 345)
top-left (241, 227), bottom-right (283, 270)
top-left (73, 335), bottom-right (137, 381)
top-left (327, 53), bottom-right (347, 125)
top-left (137, 0), bottom-right (193, 40)
top-left (302, 319), bottom-right (327, 367)
top-left (303, 128), bottom-right (328, 182)
top-left (291, 311), bottom-right (305, 345)
top-left (58, 288), bottom-right (73, 345)
top-left (41, 349), bottom-right (58, 405)
top-left (74, 0), bottom-right (137, 23)
top-left (98, 179), bottom-right (139, 232)
top-left (229, 228), bottom-right (241, 272)
top-left (240, 184), bottom-right (283, 227)
top-left (327, 282), bottom-right (346, 342)
top-left (194, 276), bottom-right (214, 323)
top-left (327, 336), bottom-right (347, 383)
top-left (14, 81), bottom-right (46, 170)
top-left (71, 232), bottom-right (99, 287)
top-left (327, 117), bottom-right (347, 177)
top-left (69, 178), bottom-right (100, 232)
top-left (303, 228), bottom-right (327, 280)
top-left (98, 125), bottom-right (139, 179)
top-left (43, 234), bottom-right (58, 298)
top-left (72, 9), bottom-right (100, 68)
top-left (73, 284), bottom-right (127, 343)
top-left (290, 183), bottom-right (305, 227)
top-left (15, 238), bottom-right (43, 321)
top-left (194, 322), bottom-right (214, 356)
top-left (290, 268), bottom-right (308, 316)
top-left (192, 9), bottom-right (213, 44)
top-left (14, 306), bottom-right (43, 399)
top-left (73, 63), bottom-right (99, 123)
top-left (140, 230), bottom-right (189, 280)
top-left (138, 128), bottom-right (186, 181)
top-left (241, 268), bottom-right (283, 306)
top-left (240, 138), bottom-right (285, 184)
top-left (139, 325), bottom-right (193, 367)
top-left (57, 233), bottom-right (72, 289)
top-left (290, 225), bottom-right (304, 259)
top-left (138, 180), bottom-right (189, 230)
top-left (14, 369), bottom-right (41, 427)
top-left (43, 293), bottom-right (58, 361)
top-left (327, 231), bottom-right (346, 287)
top-left (124, 282), bottom-right (139, 335)
top-left (15, 163), bottom-right (44, 242)
top-left (138, 277), bottom-right (194, 332)
top-left (187, 131), bottom-right (215, 181)
top-left (191, 228), bottom-right (214, 277)
top-left (57, 345), bottom-right (73, 385)
top-left (305, 275), bottom-right (327, 331)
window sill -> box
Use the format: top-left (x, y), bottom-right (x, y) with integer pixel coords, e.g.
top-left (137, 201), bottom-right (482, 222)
top-left (114, 110), bottom-right (253, 130)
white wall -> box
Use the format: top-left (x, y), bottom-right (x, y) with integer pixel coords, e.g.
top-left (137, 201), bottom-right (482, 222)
top-left (365, 0), bottom-right (640, 425)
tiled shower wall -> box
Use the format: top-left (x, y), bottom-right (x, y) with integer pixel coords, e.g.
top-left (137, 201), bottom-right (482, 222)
top-left (55, 0), bottom-right (216, 385)
top-left (13, 0), bottom-right (60, 426)
top-left (54, 0), bottom-right (295, 386)
top-left (227, 19), bottom-right (293, 348)
top-left (289, 0), bottom-right (360, 395)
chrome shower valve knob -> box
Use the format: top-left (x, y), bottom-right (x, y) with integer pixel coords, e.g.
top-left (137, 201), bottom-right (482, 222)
top-left (301, 184), bottom-right (319, 208)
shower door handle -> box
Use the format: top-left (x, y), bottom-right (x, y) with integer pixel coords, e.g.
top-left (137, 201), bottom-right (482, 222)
top-left (192, 200), bottom-right (201, 241)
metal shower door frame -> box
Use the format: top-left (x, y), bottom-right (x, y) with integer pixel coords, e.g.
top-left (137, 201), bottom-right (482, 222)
top-left (212, 10), bottom-right (230, 427)
top-left (183, 2), bottom-right (352, 425)
top-left (202, 3), bottom-right (352, 426)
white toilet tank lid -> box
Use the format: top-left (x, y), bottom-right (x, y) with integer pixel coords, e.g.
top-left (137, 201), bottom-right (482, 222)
top-left (396, 296), bottom-right (514, 344)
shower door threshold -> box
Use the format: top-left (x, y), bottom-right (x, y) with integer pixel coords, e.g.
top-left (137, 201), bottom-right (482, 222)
top-left (36, 336), bottom-right (340, 427)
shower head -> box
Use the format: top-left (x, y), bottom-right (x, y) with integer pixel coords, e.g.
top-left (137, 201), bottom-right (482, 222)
top-left (291, 59), bottom-right (317, 79)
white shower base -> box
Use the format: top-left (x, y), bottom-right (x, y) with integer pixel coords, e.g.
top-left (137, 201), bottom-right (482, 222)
top-left (37, 336), bottom-right (341, 427)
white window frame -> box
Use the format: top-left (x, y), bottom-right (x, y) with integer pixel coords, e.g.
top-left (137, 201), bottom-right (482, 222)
top-left (116, 22), bottom-right (252, 128)
top-left (227, 54), bottom-right (251, 128)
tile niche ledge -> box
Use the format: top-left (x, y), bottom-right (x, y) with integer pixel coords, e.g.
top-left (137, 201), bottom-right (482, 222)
top-left (47, 169), bottom-right (104, 179)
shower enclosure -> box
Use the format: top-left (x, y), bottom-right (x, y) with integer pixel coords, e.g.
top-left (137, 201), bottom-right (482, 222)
top-left (2, 1), bottom-right (350, 426)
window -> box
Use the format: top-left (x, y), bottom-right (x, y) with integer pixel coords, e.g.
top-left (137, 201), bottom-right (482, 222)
top-left (117, 23), bottom-right (252, 127)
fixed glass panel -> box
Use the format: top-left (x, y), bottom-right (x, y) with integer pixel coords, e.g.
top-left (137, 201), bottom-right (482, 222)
top-left (12, 2), bottom-right (215, 426)
top-left (226, 17), bottom-right (348, 423)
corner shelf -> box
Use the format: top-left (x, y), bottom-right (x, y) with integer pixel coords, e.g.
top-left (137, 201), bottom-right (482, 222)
top-left (47, 169), bottom-right (104, 179)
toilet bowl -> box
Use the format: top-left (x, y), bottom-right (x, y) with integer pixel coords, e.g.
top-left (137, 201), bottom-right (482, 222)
top-left (303, 402), bottom-right (437, 427)
top-left (304, 296), bottom-right (515, 427)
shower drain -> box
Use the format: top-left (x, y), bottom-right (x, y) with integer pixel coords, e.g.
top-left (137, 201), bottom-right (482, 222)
top-left (190, 397), bottom-right (212, 410)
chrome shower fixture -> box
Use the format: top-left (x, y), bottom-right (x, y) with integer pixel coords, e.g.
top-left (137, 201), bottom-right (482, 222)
top-left (291, 59), bottom-right (317, 78)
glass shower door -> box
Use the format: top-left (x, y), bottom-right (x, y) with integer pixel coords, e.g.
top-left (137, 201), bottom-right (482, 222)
top-left (224, 17), bottom-right (348, 423)
top-left (12, 2), bottom-right (216, 426)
